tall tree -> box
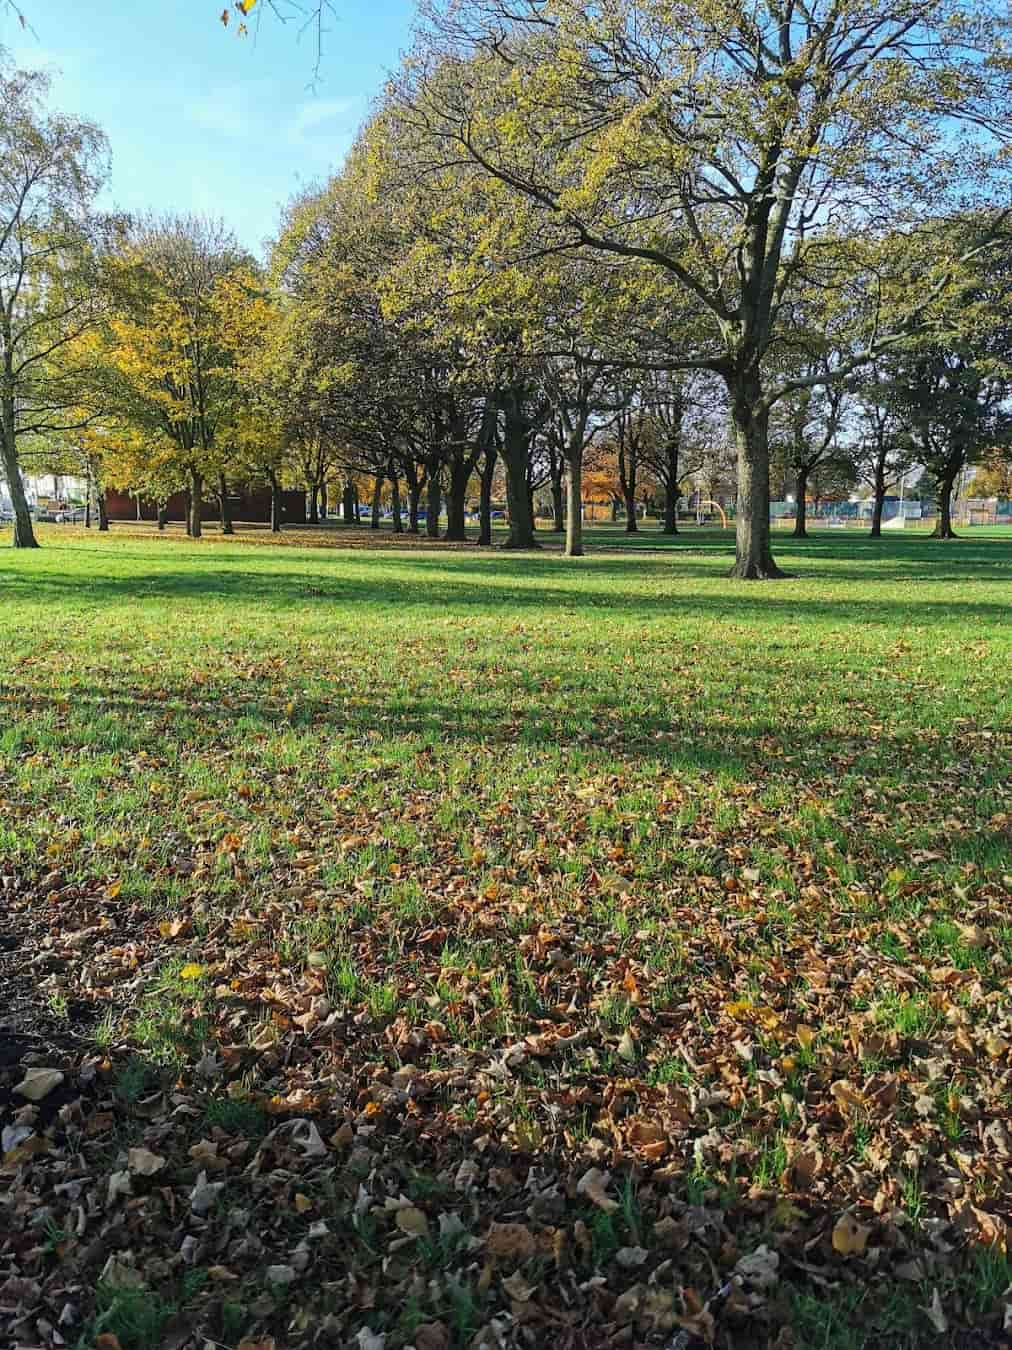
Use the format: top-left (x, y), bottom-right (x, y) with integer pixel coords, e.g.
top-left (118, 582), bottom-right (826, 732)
top-left (771, 376), bottom-right (847, 539)
top-left (0, 59), bottom-right (110, 548)
top-left (890, 347), bottom-right (1012, 539)
top-left (401, 0), bottom-right (1012, 576)
top-left (851, 364), bottom-right (917, 537)
top-left (103, 215), bottom-right (251, 538)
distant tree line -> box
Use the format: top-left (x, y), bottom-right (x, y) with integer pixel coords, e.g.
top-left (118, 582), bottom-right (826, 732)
top-left (3, 1), bottom-right (1012, 563)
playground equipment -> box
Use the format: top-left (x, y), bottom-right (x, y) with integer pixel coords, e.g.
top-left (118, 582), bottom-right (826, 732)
top-left (695, 499), bottom-right (730, 528)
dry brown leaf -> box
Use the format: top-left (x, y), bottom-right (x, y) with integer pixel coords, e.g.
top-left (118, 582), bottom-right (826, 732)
top-left (127, 1146), bottom-right (166, 1176)
top-left (486, 1221), bottom-right (536, 1260)
top-left (576, 1166), bottom-right (619, 1213)
top-left (830, 1079), bottom-right (866, 1113)
top-left (394, 1206), bottom-right (429, 1238)
top-left (501, 1270), bottom-right (537, 1301)
top-left (832, 1212), bottom-right (871, 1257)
top-left (414, 1324), bottom-right (450, 1350)
top-left (14, 1068), bottom-right (64, 1102)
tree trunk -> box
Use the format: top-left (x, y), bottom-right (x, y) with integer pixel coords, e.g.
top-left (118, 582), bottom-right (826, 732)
top-left (501, 406), bottom-right (537, 549)
top-left (407, 482), bottom-right (421, 533)
top-left (610, 496), bottom-right (619, 523)
top-left (320, 482), bottom-right (328, 518)
top-left (551, 476), bottom-right (564, 532)
top-left (932, 474), bottom-right (958, 539)
top-left (342, 479), bottom-right (355, 524)
top-left (84, 476), bottom-right (92, 529)
top-left (157, 502), bottom-right (168, 532)
top-left (97, 492), bottom-right (109, 532)
top-left (188, 472), bottom-right (203, 539)
top-left (220, 473), bottom-right (234, 535)
top-left (661, 440), bottom-right (680, 533)
top-left (662, 482), bottom-right (678, 533)
top-left (624, 494), bottom-right (638, 533)
top-left (426, 471), bottom-right (441, 539)
top-left (184, 489), bottom-right (192, 537)
top-left (444, 460), bottom-right (470, 541)
top-left (269, 474), bottom-right (282, 533)
top-left (478, 444), bottom-right (496, 545)
top-left (309, 483), bottom-right (319, 524)
top-left (1, 412), bottom-right (39, 547)
top-left (870, 467), bottom-right (886, 538)
top-left (370, 475), bottom-right (383, 530)
top-left (389, 468), bottom-right (403, 534)
top-left (565, 451), bottom-right (584, 557)
top-left (727, 380), bottom-right (785, 579)
top-left (792, 469), bottom-right (808, 538)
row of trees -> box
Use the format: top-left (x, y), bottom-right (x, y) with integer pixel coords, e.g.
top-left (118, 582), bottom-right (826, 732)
top-left (3, 0), bottom-right (1012, 568)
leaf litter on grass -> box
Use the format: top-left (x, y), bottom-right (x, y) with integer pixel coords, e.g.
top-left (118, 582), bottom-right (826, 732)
top-left (1, 533), bottom-right (1011, 1349)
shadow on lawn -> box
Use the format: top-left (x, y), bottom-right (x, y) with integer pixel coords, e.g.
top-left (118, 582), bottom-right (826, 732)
top-left (2, 553), bottom-right (1010, 628)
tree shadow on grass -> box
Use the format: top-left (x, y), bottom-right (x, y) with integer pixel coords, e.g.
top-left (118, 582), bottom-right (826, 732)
top-left (2, 556), bottom-right (1010, 629)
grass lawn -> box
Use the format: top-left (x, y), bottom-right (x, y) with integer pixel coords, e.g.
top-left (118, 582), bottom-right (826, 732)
top-left (1, 525), bottom-right (1011, 1350)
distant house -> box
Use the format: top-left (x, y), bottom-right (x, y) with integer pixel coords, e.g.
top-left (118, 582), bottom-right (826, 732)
top-left (105, 486), bottom-right (307, 526)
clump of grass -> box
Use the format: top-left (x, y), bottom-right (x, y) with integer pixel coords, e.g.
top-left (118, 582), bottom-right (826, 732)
top-left (204, 1096), bottom-right (268, 1138)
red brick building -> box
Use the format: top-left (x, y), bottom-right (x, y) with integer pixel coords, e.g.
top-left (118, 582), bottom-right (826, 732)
top-left (105, 486), bottom-right (306, 526)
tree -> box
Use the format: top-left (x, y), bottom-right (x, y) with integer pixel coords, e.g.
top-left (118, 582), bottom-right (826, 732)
top-left (363, 101), bottom-right (674, 555)
top-left (102, 215), bottom-right (252, 538)
top-left (0, 59), bottom-right (110, 548)
top-left (851, 364), bottom-right (918, 536)
top-left (400, 0), bottom-right (1012, 576)
top-left (890, 345), bottom-right (1012, 538)
top-left (638, 377), bottom-right (693, 535)
top-left (771, 375), bottom-right (846, 539)
top-left (613, 401), bottom-right (648, 534)
top-left (972, 452), bottom-right (1012, 501)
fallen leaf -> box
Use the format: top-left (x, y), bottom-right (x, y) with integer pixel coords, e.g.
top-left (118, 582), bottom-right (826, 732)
top-left (830, 1079), bottom-right (866, 1113)
top-left (922, 1288), bottom-right (947, 1334)
top-left (395, 1206), bottom-right (429, 1238)
top-left (14, 1068), bottom-right (64, 1102)
top-left (127, 1146), bottom-right (166, 1176)
top-left (576, 1167), bottom-right (618, 1213)
top-left (734, 1243), bottom-right (780, 1291)
top-left (486, 1221), bottom-right (536, 1260)
top-left (501, 1270), bottom-right (536, 1301)
top-left (832, 1213), bottom-right (870, 1257)
top-left (414, 1324), bottom-right (449, 1350)
top-left (616, 1245), bottom-right (648, 1268)
top-left (355, 1330), bottom-right (385, 1350)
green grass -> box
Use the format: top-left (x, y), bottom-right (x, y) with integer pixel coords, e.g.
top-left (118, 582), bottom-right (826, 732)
top-left (2, 524), bottom-right (1011, 1345)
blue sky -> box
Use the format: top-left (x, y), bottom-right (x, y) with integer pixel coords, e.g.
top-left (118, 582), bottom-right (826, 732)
top-left (1, 0), bottom-right (416, 256)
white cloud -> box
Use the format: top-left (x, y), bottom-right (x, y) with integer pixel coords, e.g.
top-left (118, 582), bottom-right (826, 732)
top-left (289, 95), bottom-right (359, 142)
top-left (184, 85), bottom-right (249, 138)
